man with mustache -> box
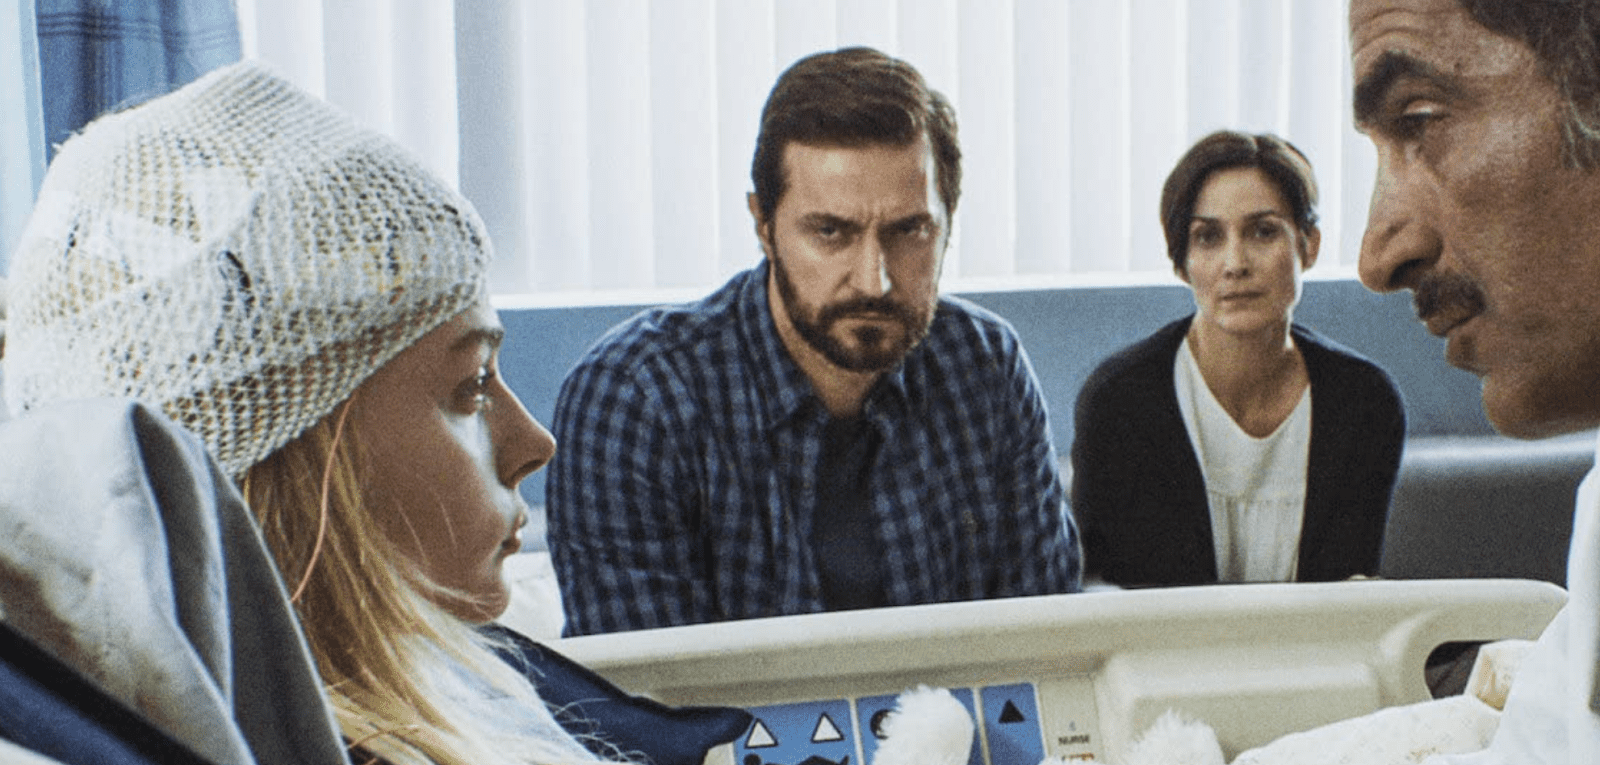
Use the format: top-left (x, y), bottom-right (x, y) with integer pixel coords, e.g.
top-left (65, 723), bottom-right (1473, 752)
top-left (545, 47), bottom-right (1081, 636)
top-left (1352, 0), bottom-right (1600, 760)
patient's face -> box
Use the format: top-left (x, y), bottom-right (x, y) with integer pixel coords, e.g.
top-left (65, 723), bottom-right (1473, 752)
top-left (351, 302), bottom-right (555, 622)
top-left (1180, 166), bottom-right (1313, 337)
top-left (1351, 0), bottom-right (1600, 438)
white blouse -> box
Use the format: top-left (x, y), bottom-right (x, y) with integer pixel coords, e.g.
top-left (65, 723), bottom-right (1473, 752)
top-left (1174, 336), bottom-right (1312, 583)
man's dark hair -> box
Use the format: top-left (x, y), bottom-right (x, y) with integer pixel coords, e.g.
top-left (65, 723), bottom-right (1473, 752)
top-left (1159, 130), bottom-right (1320, 274)
top-left (750, 46), bottom-right (961, 224)
top-left (1460, 0), bottom-right (1600, 167)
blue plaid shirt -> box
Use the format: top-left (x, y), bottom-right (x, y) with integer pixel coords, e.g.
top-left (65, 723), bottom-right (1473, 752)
top-left (546, 262), bottom-right (1081, 636)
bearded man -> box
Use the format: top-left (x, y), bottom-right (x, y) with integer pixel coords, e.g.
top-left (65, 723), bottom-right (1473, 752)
top-left (546, 46), bottom-right (1080, 637)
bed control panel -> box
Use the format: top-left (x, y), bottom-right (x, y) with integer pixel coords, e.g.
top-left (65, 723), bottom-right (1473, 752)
top-left (732, 681), bottom-right (1068, 765)
top-left (552, 579), bottom-right (1564, 763)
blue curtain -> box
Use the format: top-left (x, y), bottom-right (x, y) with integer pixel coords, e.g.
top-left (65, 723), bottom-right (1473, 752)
top-left (1, 0), bottom-right (239, 274)
top-left (35, 0), bottom-right (241, 163)
top-left (2, 0), bottom-right (44, 275)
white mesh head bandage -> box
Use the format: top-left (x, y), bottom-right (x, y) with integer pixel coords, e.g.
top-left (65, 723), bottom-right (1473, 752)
top-left (4, 61), bottom-right (490, 477)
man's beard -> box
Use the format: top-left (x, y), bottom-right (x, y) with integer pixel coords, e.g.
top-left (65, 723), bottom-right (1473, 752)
top-left (772, 249), bottom-right (934, 373)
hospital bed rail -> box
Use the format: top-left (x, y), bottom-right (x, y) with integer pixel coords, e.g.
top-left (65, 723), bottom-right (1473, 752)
top-left (551, 578), bottom-right (1565, 764)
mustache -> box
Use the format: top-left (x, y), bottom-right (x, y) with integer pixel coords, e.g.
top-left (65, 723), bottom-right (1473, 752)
top-left (817, 296), bottom-right (918, 326)
top-left (1413, 272), bottom-right (1486, 324)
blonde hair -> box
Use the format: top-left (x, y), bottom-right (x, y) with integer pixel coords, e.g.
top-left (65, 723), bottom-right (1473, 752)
top-left (5, 59), bottom-right (619, 765)
top-left (241, 399), bottom-right (610, 765)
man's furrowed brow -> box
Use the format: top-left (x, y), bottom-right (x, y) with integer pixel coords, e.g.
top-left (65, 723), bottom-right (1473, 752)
top-left (799, 212), bottom-right (860, 229)
top-left (1353, 50), bottom-right (1455, 127)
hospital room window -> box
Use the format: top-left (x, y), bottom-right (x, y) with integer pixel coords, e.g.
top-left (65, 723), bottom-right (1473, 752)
top-left (236, 0), bottom-right (1373, 306)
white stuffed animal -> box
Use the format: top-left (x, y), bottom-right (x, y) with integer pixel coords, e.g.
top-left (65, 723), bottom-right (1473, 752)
top-left (870, 685), bottom-right (976, 765)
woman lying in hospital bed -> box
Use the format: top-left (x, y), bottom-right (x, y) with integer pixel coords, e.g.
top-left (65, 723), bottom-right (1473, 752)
top-left (1, 60), bottom-right (751, 765)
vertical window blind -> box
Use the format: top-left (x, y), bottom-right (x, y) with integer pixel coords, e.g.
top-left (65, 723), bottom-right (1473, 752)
top-left (236, 0), bottom-right (1375, 306)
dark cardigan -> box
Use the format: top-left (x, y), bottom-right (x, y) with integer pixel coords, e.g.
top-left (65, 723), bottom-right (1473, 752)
top-left (1070, 316), bottom-right (1406, 586)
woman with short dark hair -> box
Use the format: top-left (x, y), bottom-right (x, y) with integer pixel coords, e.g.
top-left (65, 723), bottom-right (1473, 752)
top-left (1071, 130), bottom-right (1405, 588)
